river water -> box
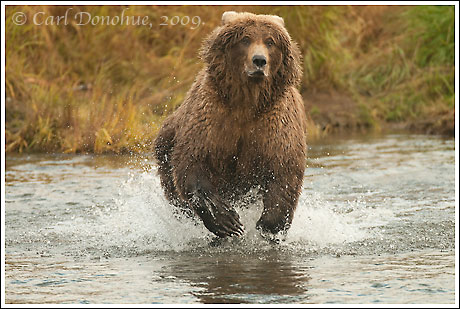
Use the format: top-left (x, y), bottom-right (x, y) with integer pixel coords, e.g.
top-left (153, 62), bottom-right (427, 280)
top-left (4, 134), bottom-right (457, 304)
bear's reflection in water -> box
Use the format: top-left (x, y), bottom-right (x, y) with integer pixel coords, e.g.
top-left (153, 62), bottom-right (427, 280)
top-left (154, 250), bottom-right (311, 304)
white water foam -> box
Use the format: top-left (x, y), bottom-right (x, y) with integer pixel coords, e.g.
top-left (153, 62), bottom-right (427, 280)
top-left (286, 191), bottom-right (395, 249)
top-left (49, 167), bottom-right (211, 255)
top-left (48, 166), bottom-right (395, 256)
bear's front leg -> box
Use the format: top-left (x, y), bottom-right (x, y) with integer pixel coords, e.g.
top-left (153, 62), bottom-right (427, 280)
top-left (256, 171), bottom-right (303, 235)
top-left (178, 165), bottom-right (244, 238)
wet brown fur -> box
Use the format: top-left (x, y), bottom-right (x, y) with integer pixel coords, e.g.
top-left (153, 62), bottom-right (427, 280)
top-left (154, 12), bottom-right (307, 237)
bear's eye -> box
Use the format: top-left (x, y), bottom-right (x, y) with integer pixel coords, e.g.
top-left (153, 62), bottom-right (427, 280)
top-left (265, 38), bottom-right (275, 47)
top-left (241, 36), bottom-right (251, 46)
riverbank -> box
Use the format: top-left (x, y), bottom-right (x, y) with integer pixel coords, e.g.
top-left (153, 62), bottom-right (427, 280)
top-left (304, 91), bottom-right (455, 140)
top-left (5, 5), bottom-right (455, 153)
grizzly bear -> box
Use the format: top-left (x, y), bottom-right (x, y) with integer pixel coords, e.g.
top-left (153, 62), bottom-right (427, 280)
top-left (154, 11), bottom-right (307, 238)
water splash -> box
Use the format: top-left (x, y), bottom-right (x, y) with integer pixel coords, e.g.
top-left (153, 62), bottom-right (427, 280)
top-left (45, 165), bottom-right (395, 258)
top-left (285, 191), bottom-right (395, 252)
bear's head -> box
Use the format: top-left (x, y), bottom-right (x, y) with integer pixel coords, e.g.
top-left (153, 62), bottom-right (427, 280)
top-left (200, 11), bottom-right (302, 111)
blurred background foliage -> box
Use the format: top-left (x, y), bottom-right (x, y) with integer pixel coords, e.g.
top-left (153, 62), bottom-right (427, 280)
top-left (5, 5), bottom-right (455, 153)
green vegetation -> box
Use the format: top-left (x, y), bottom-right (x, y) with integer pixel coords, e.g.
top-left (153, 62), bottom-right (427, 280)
top-left (345, 6), bottom-right (455, 128)
top-left (5, 5), bottom-right (455, 153)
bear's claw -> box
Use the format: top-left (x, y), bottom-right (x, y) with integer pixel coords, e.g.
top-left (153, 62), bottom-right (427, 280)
top-left (193, 190), bottom-right (244, 237)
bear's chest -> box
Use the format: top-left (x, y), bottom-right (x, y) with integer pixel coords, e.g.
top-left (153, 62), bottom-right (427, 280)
top-left (206, 113), bottom-right (275, 179)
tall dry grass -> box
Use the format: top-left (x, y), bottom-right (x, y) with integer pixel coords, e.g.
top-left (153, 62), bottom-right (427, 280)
top-left (5, 5), bottom-right (455, 153)
top-left (343, 6), bottom-right (454, 125)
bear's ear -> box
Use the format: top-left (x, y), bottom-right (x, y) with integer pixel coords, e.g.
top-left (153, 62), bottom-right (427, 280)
top-left (221, 11), bottom-right (239, 25)
top-left (269, 15), bottom-right (285, 27)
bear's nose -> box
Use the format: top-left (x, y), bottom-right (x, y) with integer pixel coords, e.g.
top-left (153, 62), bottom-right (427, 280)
top-left (252, 55), bottom-right (267, 68)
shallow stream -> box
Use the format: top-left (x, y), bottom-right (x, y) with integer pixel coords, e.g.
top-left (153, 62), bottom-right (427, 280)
top-left (4, 134), bottom-right (456, 304)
